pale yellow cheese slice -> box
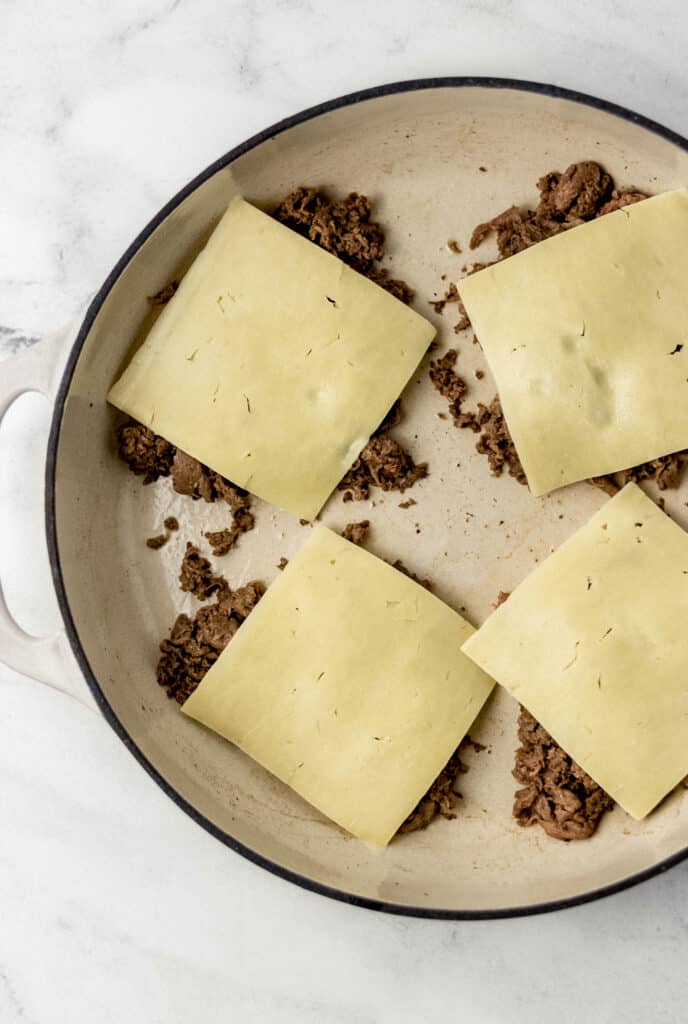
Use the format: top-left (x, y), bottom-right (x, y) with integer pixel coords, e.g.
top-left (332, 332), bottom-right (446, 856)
top-left (108, 197), bottom-right (434, 520)
top-left (459, 189), bottom-right (688, 496)
top-left (182, 526), bottom-right (494, 844)
top-left (462, 483), bottom-right (688, 820)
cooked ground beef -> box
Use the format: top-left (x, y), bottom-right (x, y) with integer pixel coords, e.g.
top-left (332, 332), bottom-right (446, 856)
top-left (513, 707), bottom-right (614, 841)
top-left (399, 746), bottom-right (468, 833)
top-left (157, 571), bottom-right (265, 704)
top-left (341, 520), bottom-right (370, 545)
top-left (391, 559), bottom-right (432, 591)
top-left (339, 435), bottom-right (428, 502)
top-left (116, 422), bottom-right (175, 484)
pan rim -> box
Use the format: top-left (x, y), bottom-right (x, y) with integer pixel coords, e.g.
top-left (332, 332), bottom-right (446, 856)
top-left (45, 75), bottom-right (688, 919)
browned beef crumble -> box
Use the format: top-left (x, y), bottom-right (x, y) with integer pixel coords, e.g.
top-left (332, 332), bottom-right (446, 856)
top-left (339, 434), bottom-right (428, 502)
top-left (179, 542), bottom-right (225, 601)
top-left (170, 450), bottom-right (251, 513)
top-left (513, 707), bottom-right (614, 840)
top-left (399, 746), bottom-right (468, 833)
top-left (429, 349), bottom-right (467, 419)
top-left (146, 516), bottom-right (180, 550)
top-left (116, 422), bottom-right (175, 484)
top-left (590, 451), bottom-right (688, 496)
top-left (588, 475), bottom-right (620, 497)
top-left (430, 351), bottom-right (526, 484)
top-left (471, 396), bottom-right (527, 485)
top-left (377, 398), bottom-right (403, 432)
top-left (366, 267), bottom-right (415, 306)
top-left (205, 506), bottom-right (255, 557)
top-left (430, 281), bottom-right (460, 315)
top-left (597, 189), bottom-right (648, 216)
top-left (337, 400), bottom-right (427, 503)
top-left (118, 432), bottom-right (255, 554)
top-left (391, 559), bottom-right (432, 591)
top-left (272, 187), bottom-right (414, 304)
top-left (146, 534), bottom-right (169, 550)
top-left (494, 591), bottom-right (613, 840)
top-left (277, 556), bottom-right (289, 571)
top-left (341, 520), bottom-right (370, 546)
top-left (149, 280), bottom-right (179, 306)
top-left (157, 577), bottom-right (265, 704)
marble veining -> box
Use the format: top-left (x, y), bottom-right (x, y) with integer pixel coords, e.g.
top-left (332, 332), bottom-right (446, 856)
top-left (2, 2), bottom-right (688, 1021)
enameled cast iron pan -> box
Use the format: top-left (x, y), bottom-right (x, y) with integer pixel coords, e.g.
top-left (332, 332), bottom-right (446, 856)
top-left (4, 79), bottom-right (688, 918)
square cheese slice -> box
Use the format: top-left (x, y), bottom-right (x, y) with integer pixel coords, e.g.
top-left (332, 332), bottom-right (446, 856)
top-left (108, 197), bottom-right (435, 520)
top-left (182, 526), bottom-right (494, 844)
top-left (462, 483), bottom-right (688, 820)
top-left (459, 189), bottom-right (688, 496)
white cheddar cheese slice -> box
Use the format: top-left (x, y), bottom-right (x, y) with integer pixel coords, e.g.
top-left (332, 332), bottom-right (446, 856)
top-left (182, 526), bottom-right (494, 845)
top-left (459, 190), bottom-right (688, 495)
top-left (108, 197), bottom-right (434, 520)
top-left (462, 483), bottom-right (688, 820)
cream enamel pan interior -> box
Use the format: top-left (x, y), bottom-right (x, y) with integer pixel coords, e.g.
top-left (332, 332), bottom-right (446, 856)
top-left (47, 79), bottom-right (688, 917)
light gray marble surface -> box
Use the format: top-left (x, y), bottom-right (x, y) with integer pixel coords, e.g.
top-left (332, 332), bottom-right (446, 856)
top-left (2, 2), bottom-right (688, 1020)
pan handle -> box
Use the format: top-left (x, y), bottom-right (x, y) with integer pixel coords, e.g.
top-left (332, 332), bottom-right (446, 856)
top-left (0, 324), bottom-right (97, 710)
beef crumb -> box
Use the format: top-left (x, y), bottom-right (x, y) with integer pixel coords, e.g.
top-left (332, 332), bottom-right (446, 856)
top-left (117, 424), bottom-right (255, 551)
top-left (272, 187), bottom-right (413, 303)
top-left (339, 435), bottom-right (428, 502)
top-left (469, 162), bottom-right (615, 257)
top-left (116, 422), bottom-right (175, 484)
top-left (399, 734), bottom-right (486, 834)
top-left (621, 452), bottom-right (688, 491)
top-left (448, 239), bottom-right (462, 254)
top-left (513, 707), bottom-right (614, 840)
top-left (149, 280), bottom-right (179, 306)
top-left (366, 267), bottom-right (415, 305)
top-left (146, 534), bottom-right (169, 550)
top-left (164, 516), bottom-right (179, 531)
top-left (429, 349), bottom-right (467, 419)
top-left (399, 498), bottom-right (416, 509)
top-left (589, 475), bottom-right (620, 497)
top-left (496, 594), bottom-right (612, 840)
top-left (589, 451), bottom-right (688, 496)
top-left (341, 520), bottom-right (370, 546)
top-left (170, 450), bottom-right (248, 511)
top-left (471, 397), bottom-right (527, 485)
top-left (179, 542), bottom-right (225, 601)
top-left (597, 189), bottom-right (647, 216)
top-left (157, 577), bottom-right (265, 704)
top-left (168, 450), bottom-right (255, 555)
top-left (205, 507), bottom-right (255, 557)
top-left (399, 746), bottom-right (468, 833)
top-left (430, 281), bottom-right (460, 314)
top-left (392, 559), bottom-right (432, 591)
top-left (277, 556), bottom-right (289, 571)
top-left (429, 352), bottom-right (526, 484)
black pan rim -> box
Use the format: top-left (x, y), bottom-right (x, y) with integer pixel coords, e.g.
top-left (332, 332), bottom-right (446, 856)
top-left (45, 75), bottom-right (688, 920)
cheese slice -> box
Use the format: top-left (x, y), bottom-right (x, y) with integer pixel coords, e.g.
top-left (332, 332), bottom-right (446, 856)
top-left (182, 526), bottom-right (494, 844)
top-left (462, 483), bottom-right (688, 819)
top-left (459, 189), bottom-right (688, 496)
top-left (108, 197), bottom-right (434, 520)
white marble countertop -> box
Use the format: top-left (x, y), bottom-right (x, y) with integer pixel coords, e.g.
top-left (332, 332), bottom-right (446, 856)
top-left (2, 2), bottom-right (688, 1020)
